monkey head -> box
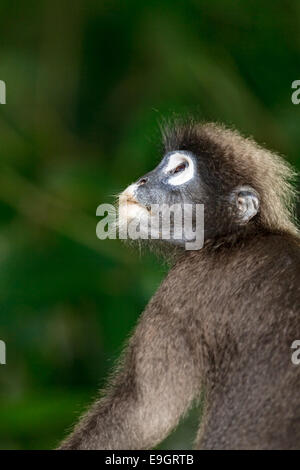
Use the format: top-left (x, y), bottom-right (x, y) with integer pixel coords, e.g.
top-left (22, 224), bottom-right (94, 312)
top-left (118, 121), bottom-right (296, 249)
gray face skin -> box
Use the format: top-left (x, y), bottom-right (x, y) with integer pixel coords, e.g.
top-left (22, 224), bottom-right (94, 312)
top-left (119, 150), bottom-right (260, 247)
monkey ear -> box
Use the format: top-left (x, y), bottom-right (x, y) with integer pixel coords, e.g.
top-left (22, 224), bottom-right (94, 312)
top-left (231, 185), bottom-right (260, 224)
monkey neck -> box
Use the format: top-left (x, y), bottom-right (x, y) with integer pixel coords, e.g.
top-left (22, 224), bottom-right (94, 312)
top-left (203, 223), bottom-right (271, 251)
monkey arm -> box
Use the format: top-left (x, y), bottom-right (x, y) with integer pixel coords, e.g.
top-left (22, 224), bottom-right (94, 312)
top-left (58, 303), bottom-right (201, 450)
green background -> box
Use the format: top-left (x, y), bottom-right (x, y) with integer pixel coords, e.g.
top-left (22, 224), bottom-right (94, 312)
top-left (0, 0), bottom-right (299, 449)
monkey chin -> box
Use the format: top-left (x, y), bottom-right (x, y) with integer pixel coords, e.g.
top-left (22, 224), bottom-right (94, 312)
top-left (118, 199), bottom-right (149, 232)
top-left (117, 204), bottom-right (182, 265)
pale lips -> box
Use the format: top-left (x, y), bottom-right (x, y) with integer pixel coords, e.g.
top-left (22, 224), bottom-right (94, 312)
top-left (119, 189), bottom-right (151, 213)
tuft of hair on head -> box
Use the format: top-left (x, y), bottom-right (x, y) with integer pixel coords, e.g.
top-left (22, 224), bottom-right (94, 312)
top-left (161, 119), bottom-right (299, 237)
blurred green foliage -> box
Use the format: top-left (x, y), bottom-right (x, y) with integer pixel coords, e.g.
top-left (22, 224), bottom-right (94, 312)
top-left (0, 0), bottom-right (299, 449)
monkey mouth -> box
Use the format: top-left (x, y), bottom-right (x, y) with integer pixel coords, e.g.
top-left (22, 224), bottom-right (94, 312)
top-left (126, 196), bottom-right (142, 207)
top-left (120, 195), bottom-right (151, 213)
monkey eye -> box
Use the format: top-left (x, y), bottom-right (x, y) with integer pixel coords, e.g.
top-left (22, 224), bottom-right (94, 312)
top-left (172, 162), bottom-right (188, 174)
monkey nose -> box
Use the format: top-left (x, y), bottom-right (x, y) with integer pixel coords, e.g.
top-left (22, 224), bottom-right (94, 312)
top-left (137, 177), bottom-right (148, 185)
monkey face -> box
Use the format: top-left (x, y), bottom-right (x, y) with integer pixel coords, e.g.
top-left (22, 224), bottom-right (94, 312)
top-left (118, 150), bottom-right (207, 247)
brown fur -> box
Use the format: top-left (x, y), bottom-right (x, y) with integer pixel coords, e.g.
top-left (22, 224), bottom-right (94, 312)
top-left (59, 122), bottom-right (300, 450)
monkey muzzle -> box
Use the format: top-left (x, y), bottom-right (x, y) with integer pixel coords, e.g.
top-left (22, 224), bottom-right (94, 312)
top-left (118, 184), bottom-right (150, 228)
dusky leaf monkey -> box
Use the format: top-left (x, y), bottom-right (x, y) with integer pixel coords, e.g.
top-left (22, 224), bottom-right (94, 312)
top-left (59, 120), bottom-right (300, 450)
